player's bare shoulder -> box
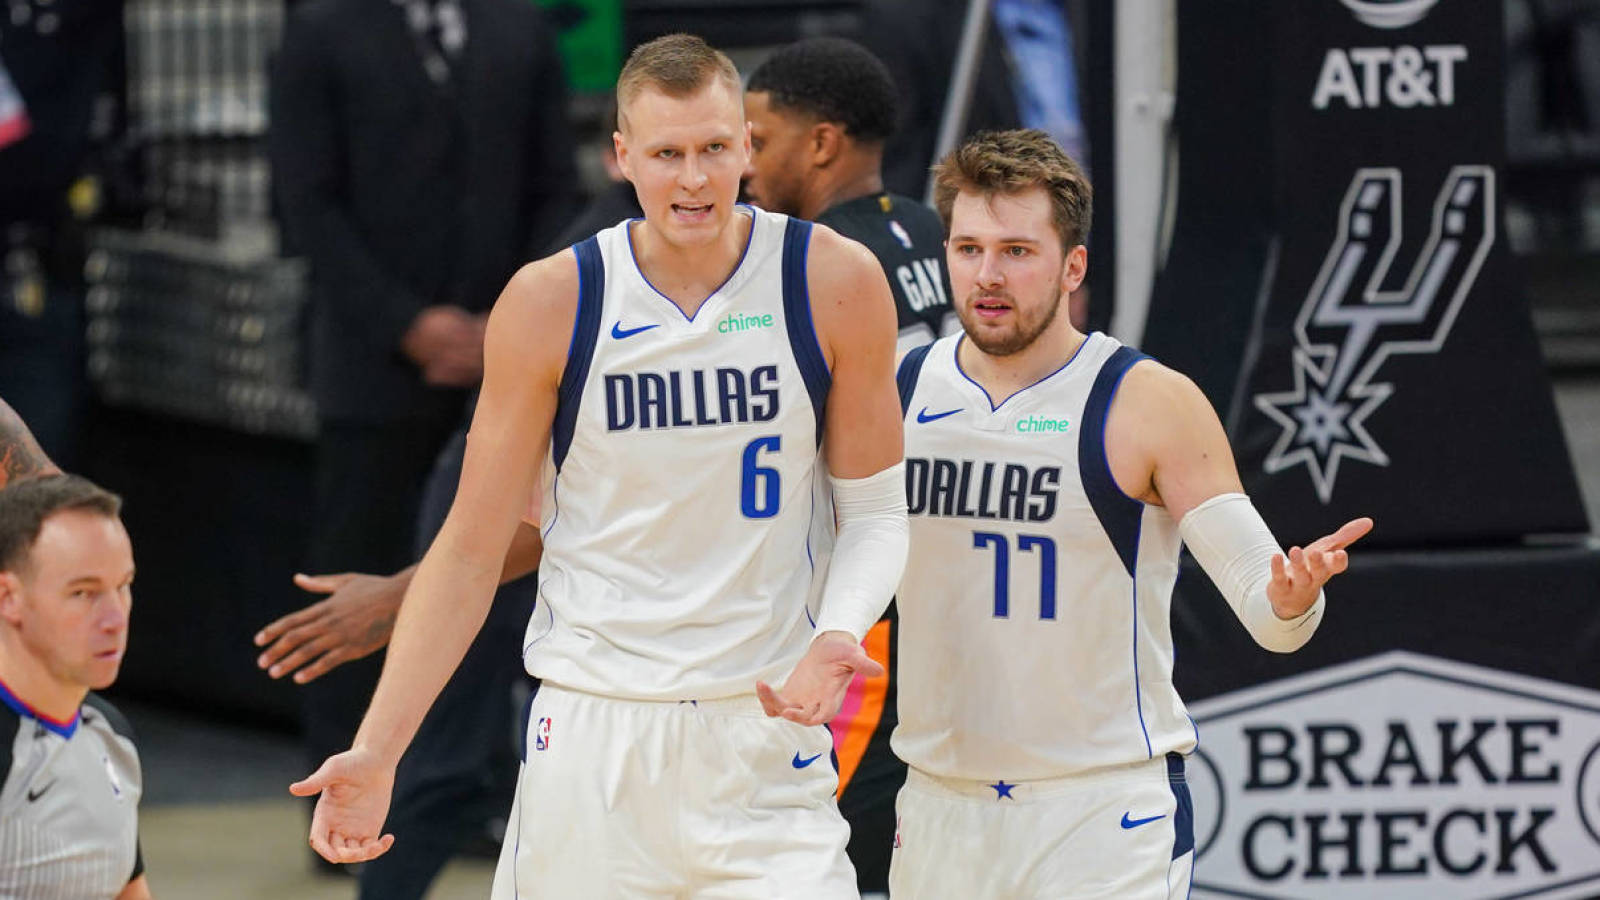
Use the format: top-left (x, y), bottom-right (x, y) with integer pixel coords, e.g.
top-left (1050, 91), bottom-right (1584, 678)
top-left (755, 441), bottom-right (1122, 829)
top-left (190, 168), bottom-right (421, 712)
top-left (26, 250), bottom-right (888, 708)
top-left (487, 249), bottom-right (584, 383)
top-left (1103, 358), bottom-right (1233, 503)
top-left (803, 222), bottom-right (896, 365)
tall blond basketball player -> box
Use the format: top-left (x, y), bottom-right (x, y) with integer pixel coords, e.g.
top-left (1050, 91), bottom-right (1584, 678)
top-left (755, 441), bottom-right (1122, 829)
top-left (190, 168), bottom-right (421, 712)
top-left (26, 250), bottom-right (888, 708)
top-left (888, 130), bottom-right (1372, 898)
top-left (290, 34), bottom-right (909, 898)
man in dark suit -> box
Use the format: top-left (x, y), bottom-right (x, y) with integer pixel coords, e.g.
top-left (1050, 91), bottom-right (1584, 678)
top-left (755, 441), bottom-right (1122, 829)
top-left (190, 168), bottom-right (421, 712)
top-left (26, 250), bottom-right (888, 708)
top-left (267, 0), bottom-right (579, 876)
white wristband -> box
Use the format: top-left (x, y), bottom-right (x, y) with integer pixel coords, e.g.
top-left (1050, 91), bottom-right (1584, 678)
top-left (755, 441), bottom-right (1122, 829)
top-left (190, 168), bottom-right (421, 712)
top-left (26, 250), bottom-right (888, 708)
top-left (1178, 492), bottom-right (1323, 654)
top-left (813, 462), bottom-right (909, 642)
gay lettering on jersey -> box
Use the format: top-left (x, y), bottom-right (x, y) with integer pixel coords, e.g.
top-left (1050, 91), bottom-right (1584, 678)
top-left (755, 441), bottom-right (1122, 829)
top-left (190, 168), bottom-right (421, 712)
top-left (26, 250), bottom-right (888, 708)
top-left (604, 365), bottom-right (780, 432)
top-left (905, 457), bottom-right (1060, 523)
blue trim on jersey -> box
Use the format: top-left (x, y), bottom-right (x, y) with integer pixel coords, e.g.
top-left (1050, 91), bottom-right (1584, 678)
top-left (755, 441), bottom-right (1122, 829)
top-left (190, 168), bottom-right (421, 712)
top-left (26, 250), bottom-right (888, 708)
top-left (0, 676), bottom-right (78, 739)
top-left (624, 205), bottom-right (759, 322)
top-left (1079, 345), bottom-right (1149, 577)
top-left (1169, 753), bottom-right (1196, 859)
top-left (1131, 546), bottom-right (1153, 759)
top-left (895, 342), bottom-right (934, 415)
top-left (780, 218), bottom-right (831, 445)
top-left (553, 237), bottom-right (607, 471)
top-left (541, 477), bottom-right (562, 539)
top-left (953, 331), bottom-right (1095, 411)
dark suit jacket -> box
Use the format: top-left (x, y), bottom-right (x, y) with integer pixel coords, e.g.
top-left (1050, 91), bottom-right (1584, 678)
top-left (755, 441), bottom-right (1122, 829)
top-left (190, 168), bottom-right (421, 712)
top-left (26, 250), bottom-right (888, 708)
top-left (269, 0), bottom-right (579, 424)
top-left (856, 0), bottom-right (1023, 200)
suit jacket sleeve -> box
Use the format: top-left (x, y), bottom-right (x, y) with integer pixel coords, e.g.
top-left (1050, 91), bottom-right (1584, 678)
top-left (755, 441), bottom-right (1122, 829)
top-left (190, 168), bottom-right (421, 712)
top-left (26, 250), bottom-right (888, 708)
top-left (268, 10), bottom-right (427, 357)
top-left (520, 13), bottom-right (583, 260)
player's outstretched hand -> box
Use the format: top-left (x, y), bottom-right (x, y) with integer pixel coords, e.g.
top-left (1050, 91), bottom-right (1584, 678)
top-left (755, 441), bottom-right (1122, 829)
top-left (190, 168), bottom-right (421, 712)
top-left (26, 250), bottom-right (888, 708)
top-left (254, 572), bottom-right (403, 684)
top-left (291, 746), bottom-right (397, 864)
top-left (756, 630), bottom-right (885, 726)
top-left (1268, 517), bottom-right (1374, 618)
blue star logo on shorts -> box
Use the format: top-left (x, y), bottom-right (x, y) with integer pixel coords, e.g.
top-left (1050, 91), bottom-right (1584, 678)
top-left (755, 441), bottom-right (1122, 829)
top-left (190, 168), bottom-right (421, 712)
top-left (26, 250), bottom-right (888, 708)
top-left (989, 780), bottom-right (1015, 799)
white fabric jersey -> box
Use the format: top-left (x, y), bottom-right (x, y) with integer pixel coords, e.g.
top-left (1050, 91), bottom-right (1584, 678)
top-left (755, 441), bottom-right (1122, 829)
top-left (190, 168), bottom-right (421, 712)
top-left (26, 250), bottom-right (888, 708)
top-left (526, 207), bottom-right (834, 701)
top-left (892, 331), bottom-right (1198, 781)
top-left (492, 685), bottom-right (855, 898)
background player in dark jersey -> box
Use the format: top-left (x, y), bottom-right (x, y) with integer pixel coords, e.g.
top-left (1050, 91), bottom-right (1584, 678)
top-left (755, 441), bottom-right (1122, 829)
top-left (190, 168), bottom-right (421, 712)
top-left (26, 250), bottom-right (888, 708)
top-left (744, 37), bottom-right (956, 357)
top-left (742, 37), bottom-right (949, 895)
top-left (0, 473), bottom-right (150, 899)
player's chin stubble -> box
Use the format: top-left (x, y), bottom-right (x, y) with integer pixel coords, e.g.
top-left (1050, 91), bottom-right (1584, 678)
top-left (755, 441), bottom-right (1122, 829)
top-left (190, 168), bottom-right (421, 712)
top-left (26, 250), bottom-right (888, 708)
top-left (960, 290), bottom-right (1062, 358)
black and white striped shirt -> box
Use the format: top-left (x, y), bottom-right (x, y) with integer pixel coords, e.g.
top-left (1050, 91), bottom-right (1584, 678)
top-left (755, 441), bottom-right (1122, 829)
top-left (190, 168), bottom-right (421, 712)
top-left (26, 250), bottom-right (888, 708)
top-left (0, 682), bottom-right (143, 899)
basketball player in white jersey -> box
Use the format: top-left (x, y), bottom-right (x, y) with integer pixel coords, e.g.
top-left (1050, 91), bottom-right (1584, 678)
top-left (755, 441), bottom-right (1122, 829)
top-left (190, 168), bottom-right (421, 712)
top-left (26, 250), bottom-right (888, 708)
top-left (290, 34), bottom-right (908, 898)
top-left (888, 129), bottom-right (1372, 898)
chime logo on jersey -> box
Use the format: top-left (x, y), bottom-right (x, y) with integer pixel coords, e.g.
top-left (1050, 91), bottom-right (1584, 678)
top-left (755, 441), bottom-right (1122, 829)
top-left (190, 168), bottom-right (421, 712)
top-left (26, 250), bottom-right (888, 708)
top-left (535, 717), bottom-right (551, 752)
top-left (1252, 166), bottom-right (1493, 502)
top-left (716, 311), bottom-right (774, 334)
top-left (1015, 414), bottom-right (1071, 434)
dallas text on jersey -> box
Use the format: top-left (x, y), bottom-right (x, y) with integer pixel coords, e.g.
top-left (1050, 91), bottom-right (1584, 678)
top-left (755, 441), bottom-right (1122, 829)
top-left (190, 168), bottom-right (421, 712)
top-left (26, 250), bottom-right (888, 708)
top-left (905, 457), bottom-right (1061, 523)
top-left (604, 365), bottom-right (781, 432)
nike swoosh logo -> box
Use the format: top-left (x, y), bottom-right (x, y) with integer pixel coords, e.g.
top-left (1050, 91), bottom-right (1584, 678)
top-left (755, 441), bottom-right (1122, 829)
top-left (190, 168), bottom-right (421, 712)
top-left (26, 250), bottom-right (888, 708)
top-left (792, 752), bottom-right (824, 769)
top-left (27, 781), bottom-right (55, 803)
top-left (611, 321), bottom-right (660, 340)
top-left (916, 407), bottom-right (962, 424)
top-left (1121, 812), bottom-right (1166, 829)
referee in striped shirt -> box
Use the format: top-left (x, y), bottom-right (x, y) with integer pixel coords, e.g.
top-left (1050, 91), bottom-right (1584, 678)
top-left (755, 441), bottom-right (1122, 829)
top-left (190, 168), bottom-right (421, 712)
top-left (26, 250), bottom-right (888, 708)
top-left (0, 471), bottom-right (150, 899)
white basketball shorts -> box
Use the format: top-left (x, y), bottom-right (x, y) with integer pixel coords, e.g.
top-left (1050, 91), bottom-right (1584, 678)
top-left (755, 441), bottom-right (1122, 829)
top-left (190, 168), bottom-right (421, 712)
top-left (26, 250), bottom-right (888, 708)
top-left (889, 753), bottom-right (1195, 899)
top-left (490, 682), bottom-right (858, 899)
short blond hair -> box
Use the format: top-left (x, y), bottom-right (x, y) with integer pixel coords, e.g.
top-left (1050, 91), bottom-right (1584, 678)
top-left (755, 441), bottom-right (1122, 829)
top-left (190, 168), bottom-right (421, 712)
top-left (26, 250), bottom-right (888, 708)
top-left (616, 34), bottom-right (741, 130)
top-left (933, 129), bottom-right (1093, 251)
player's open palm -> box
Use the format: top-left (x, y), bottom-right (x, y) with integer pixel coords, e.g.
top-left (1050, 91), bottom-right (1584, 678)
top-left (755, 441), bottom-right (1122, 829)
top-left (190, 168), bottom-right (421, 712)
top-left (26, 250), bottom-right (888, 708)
top-left (290, 746), bottom-right (396, 864)
top-left (757, 630), bottom-right (885, 726)
top-left (1267, 517), bottom-right (1374, 617)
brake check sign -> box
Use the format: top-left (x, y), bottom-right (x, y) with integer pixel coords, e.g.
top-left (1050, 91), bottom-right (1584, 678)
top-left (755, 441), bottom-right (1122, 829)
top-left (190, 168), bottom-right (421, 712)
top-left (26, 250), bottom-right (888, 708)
top-left (1187, 652), bottom-right (1600, 898)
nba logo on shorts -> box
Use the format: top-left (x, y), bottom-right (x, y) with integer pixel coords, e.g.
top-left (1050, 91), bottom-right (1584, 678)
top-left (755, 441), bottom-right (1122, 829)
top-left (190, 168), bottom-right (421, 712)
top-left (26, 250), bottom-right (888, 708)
top-left (534, 717), bottom-right (552, 752)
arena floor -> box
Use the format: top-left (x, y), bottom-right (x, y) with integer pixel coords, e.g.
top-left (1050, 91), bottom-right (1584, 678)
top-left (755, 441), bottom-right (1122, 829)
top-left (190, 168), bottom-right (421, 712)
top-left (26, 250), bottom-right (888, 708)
top-left (123, 374), bottom-right (1600, 899)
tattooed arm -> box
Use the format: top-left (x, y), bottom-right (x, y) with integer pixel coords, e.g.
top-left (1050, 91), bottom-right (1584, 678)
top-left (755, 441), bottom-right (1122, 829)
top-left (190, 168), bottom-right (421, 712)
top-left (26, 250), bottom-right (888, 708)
top-left (0, 398), bottom-right (59, 488)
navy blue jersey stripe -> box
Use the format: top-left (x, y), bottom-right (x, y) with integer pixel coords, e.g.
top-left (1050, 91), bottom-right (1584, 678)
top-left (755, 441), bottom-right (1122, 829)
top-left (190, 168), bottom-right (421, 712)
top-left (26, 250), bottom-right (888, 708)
top-left (552, 237), bottom-right (606, 470)
top-left (780, 218), bottom-right (831, 445)
top-left (895, 342), bottom-right (934, 415)
top-left (1079, 345), bottom-right (1148, 577)
top-left (1169, 753), bottom-right (1196, 859)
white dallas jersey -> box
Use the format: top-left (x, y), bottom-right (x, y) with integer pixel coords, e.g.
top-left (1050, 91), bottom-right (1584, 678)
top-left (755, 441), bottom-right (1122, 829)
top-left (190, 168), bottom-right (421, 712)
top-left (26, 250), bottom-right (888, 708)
top-left (892, 332), bottom-right (1198, 781)
top-left (526, 207), bottom-right (835, 701)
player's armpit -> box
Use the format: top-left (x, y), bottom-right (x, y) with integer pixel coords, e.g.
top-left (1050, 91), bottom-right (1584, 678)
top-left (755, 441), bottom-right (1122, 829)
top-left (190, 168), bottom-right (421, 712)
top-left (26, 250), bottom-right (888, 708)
top-left (115, 874), bottom-right (152, 900)
top-left (0, 396), bottom-right (58, 488)
top-left (1105, 361), bottom-right (1244, 519)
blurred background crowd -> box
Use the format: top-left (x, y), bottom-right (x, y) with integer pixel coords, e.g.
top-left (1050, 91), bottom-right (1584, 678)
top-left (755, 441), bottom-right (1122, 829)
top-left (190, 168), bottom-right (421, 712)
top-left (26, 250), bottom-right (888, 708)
top-left (2, 1), bottom-right (1599, 897)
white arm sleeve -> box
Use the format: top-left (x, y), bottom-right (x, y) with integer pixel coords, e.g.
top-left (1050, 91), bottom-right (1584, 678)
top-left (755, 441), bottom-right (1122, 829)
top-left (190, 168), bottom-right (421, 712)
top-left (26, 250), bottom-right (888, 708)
top-left (1177, 492), bottom-right (1324, 654)
top-left (813, 462), bottom-right (910, 642)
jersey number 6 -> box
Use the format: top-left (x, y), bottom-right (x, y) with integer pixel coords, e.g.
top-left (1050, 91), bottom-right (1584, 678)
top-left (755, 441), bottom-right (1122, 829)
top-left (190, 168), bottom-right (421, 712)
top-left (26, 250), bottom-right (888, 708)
top-left (741, 435), bottom-right (781, 518)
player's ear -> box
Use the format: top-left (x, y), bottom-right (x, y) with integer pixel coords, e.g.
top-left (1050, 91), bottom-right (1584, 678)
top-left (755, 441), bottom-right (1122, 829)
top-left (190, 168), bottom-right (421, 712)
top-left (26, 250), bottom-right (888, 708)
top-left (613, 130), bottom-right (634, 182)
top-left (811, 122), bottom-right (842, 168)
top-left (1061, 244), bottom-right (1088, 294)
top-left (0, 571), bottom-right (24, 625)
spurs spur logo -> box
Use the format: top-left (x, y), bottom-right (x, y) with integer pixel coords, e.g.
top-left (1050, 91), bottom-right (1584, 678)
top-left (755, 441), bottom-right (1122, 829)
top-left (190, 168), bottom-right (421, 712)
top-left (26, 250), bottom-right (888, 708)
top-left (1253, 166), bottom-right (1494, 502)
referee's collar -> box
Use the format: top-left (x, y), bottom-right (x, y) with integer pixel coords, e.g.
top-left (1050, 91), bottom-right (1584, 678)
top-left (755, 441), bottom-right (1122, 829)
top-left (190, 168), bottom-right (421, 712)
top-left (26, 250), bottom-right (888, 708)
top-left (0, 675), bottom-right (79, 738)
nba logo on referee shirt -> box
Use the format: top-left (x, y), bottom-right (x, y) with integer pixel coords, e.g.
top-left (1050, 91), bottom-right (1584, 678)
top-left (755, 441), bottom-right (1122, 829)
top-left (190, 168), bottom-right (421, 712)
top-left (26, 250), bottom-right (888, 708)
top-left (535, 717), bottom-right (551, 752)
